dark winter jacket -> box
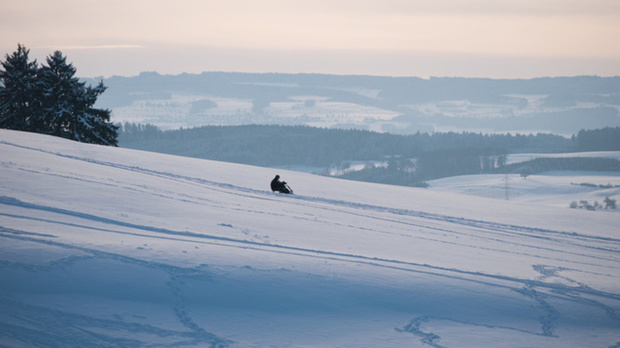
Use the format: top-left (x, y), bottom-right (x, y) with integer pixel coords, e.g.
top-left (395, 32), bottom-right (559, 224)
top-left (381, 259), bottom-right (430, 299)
top-left (270, 175), bottom-right (290, 193)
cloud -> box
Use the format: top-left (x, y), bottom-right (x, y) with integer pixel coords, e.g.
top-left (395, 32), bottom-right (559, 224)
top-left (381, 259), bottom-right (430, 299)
top-left (42, 45), bottom-right (145, 51)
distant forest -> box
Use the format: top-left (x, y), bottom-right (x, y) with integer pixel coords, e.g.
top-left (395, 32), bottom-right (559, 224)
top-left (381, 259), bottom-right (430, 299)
top-left (119, 124), bottom-right (620, 186)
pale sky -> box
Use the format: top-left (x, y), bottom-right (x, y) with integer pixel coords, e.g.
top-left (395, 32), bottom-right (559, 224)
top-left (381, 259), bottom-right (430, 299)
top-left (2, 0), bottom-right (619, 78)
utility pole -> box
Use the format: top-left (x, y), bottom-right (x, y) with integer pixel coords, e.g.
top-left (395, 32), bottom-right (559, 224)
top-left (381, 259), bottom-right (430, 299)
top-left (504, 174), bottom-right (510, 201)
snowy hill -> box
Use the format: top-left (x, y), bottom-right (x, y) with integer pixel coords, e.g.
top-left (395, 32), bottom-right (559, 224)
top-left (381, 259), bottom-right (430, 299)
top-left (428, 171), bottom-right (620, 209)
top-left (1, 129), bottom-right (619, 347)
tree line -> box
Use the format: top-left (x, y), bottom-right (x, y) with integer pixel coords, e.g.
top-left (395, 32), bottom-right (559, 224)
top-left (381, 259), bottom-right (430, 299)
top-left (118, 123), bottom-right (580, 167)
top-left (572, 127), bottom-right (620, 151)
top-left (118, 123), bottom-right (620, 186)
top-left (337, 150), bottom-right (620, 187)
top-left (0, 44), bottom-right (117, 146)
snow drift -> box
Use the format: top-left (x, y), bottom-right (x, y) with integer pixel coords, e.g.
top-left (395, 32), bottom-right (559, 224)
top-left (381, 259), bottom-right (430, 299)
top-left (1, 129), bottom-right (619, 347)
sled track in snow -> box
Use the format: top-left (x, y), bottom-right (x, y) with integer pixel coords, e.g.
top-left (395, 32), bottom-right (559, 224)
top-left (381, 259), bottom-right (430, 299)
top-left (6, 156), bottom-right (619, 268)
top-left (2, 221), bottom-right (620, 346)
top-left (13, 143), bottom-right (616, 268)
top-left (2, 197), bottom-right (620, 305)
top-left (3, 140), bottom-right (620, 286)
top-left (5, 139), bottom-right (618, 252)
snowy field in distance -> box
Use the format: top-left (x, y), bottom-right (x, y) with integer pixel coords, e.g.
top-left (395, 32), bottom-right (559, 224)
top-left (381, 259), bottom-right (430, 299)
top-left (428, 171), bottom-right (620, 209)
top-left (1, 129), bottom-right (619, 347)
top-left (110, 93), bottom-right (400, 132)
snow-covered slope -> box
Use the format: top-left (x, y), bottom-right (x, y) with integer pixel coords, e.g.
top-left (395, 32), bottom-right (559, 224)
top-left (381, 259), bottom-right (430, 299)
top-left (1, 129), bottom-right (619, 347)
top-left (428, 171), bottom-right (620, 209)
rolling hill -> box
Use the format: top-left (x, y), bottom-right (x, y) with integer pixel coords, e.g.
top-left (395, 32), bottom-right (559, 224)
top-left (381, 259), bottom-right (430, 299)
top-left (1, 129), bottom-right (619, 347)
top-left (92, 72), bottom-right (620, 135)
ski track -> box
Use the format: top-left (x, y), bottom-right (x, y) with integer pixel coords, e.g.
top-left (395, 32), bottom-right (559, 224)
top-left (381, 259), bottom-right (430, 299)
top-left (2, 225), bottom-right (620, 347)
top-left (2, 202), bottom-right (620, 348)
top-left (4, 139), bottom-right (619, 255)
top-left (4, 139), bottom-right (618, 274)
top-left (0, 226), bottom-right (231, 347)
top-left (0, 297), bottom-right (230, 348)
top-left (2, 198), bottom-right (620, 301)
top-left (2, 140), bottom-right (620, 347)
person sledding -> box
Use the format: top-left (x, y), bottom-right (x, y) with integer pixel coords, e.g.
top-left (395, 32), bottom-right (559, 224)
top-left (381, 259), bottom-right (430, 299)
top-left (270, 175), bottom-right (293, 194)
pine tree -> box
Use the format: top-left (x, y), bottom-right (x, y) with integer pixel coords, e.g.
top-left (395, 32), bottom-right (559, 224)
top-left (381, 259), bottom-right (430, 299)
top-left (39, 50), bottom-right (80, 137)
top-left (71, 81), bottom-right (118, 146)
top-left (0, 44), bottom-right (43, 131)
top-left (0, 45), bottom-right (118, 146)
top-left (39, 50), bottom-right (118, 146)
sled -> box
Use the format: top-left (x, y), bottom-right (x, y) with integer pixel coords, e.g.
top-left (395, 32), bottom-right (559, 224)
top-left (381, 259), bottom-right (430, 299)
top-left (274, 183), bottom-right (293, 194)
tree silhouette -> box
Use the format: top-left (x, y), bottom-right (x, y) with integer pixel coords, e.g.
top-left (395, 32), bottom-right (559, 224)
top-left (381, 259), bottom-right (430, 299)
top-left (0, 44), bottom-right (118, 146)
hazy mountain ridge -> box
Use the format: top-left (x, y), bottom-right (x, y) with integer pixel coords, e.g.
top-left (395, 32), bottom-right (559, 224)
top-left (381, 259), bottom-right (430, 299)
top-left (88, 72), bottom-right (620, 134)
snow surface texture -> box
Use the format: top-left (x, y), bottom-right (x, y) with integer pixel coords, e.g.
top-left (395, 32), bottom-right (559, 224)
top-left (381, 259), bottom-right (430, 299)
top-left (1, 129), bottom-right (619, 347)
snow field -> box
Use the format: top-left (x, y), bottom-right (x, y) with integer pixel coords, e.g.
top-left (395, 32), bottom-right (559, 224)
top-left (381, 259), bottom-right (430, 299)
top-left (428, 171), bottom-right (620, 209)
top-left (1, 129), bottom-right (619, 347)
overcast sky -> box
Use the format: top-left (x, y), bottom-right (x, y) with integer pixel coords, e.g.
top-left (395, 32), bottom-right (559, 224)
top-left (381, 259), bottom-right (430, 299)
top-left (2, 0), bottom-right (619, 78)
